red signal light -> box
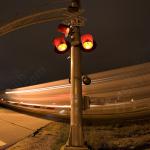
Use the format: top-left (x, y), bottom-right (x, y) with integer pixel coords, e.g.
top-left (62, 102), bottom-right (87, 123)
top-left (53, 36), bottom-right (69, 54)
top-left (58, 24), bottom-right (70, 37)
top-left (81, 34), bottom-right (94, 51)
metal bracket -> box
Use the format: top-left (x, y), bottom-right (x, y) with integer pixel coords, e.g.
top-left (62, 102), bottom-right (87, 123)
top-left (62, 9), bottom-right (86, 26)
top-left (82, 96), bottom-right (91, 110)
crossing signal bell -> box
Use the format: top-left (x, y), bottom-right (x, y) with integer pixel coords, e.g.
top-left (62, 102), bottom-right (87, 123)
top-left (82, 75), bottom-right (91, 85)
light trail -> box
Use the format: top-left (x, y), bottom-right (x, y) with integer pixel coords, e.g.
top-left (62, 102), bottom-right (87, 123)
top-left (2, 63), bottom-right (150, 121)
top-left (0, 8), bottom-right (67, 37)
top-left (5, 71), bottom-right (150, 94)
top-left (5, 77), bottom-right (111, 94)
top-left (6, 100), bottom-right (132, 109)
top-left (5, 84), bottom-right (71, 94)
top-left (0, 7), bottom-right (83, 37)
top-left (7, 101), bottom-right (71, 108)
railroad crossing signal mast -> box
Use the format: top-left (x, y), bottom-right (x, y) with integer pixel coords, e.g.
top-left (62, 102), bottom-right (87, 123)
top-left (53, 0), bottom-right (96, 149)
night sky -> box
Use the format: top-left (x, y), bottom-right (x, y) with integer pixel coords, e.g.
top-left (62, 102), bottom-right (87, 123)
top-left (0, 0), bottom-right (150, 90)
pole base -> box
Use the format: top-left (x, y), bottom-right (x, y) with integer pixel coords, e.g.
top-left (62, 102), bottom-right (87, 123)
top-left (60, 145), bottom-right (89, 150)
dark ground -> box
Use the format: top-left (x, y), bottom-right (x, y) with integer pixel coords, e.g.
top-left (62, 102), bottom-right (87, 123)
top-left (7, 118), bottom-right (150, 150)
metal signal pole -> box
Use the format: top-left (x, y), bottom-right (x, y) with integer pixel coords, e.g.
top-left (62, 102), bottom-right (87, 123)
top-left (61, 0), bottom-right (88, 150)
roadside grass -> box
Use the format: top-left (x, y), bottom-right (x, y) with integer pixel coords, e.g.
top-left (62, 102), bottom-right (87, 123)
top-left (51, 123), bottom-right (69, 150)
top-left (83, 121), bottom-right (150, 150)
top-left (50, 120), bottom-right (150, 150)
top-left (8, 119), bottom-right (150, 150)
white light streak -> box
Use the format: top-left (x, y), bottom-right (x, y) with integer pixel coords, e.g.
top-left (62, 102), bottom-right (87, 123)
top-left (5, 101), bottom-right (131, 109)
top-left (5, 84), bottom-right (71, 94)
top-left (7, 101), bottom-right (71, 109)
top-left (5, 78), bottom-right (113, 94)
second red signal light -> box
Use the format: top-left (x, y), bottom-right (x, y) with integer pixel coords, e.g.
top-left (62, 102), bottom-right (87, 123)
top-left (81, 34), bottom-right (94, 51)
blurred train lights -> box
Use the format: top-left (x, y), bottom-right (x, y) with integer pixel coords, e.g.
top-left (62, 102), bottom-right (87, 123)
top-left (81, 33), bottom-right (94, 51)
top-left (52, 36), bottom-right (69, 54)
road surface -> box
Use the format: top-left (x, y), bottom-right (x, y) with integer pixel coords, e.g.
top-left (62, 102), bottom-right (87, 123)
top-left (0, 107), bottom-right (49, 150)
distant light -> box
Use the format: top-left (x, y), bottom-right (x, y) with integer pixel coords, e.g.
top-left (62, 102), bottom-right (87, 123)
top-left (81, 34), bottom-right (94, 50)
top-left (59, 110), bottom-right (67, 114)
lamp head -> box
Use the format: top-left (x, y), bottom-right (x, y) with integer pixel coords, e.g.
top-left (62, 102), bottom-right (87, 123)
top-left (53, 36), bottom-right (70, 54)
